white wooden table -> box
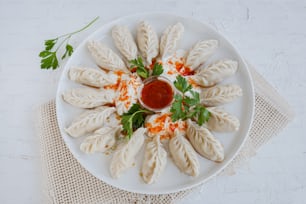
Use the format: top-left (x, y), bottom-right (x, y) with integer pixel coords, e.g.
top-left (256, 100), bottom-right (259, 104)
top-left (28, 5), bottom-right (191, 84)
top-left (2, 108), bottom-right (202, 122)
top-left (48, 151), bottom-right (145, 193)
top-left (0, 0), bottom-right (305, 203)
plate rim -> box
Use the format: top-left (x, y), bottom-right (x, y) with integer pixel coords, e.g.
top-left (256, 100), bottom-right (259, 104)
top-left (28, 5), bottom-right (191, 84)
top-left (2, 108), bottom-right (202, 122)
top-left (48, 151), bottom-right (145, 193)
top-left (56, 12), bottom-right (255, 195)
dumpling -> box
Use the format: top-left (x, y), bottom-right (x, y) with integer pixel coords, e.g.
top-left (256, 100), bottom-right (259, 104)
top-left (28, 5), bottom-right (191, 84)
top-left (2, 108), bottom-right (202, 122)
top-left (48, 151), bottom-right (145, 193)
top-left (141, 136), bottom-right (167, 184)
top-left (112, 25), bottom-right (138, 61)
top-left (160, 22), bottom-right (184, 59)
top-left (109, 128), bottom-right (146, 178)
top-left (65, 106), bottom-right (116, 137)
top-left (68, 67), bottom-right (119, 88)
top-left (185, 40), bottom-right (218, 70)
top-left (137, 21), bottom-right (159, 65)
top-left (87, 40), bottom-right (129, 73)
top-left (186, 119), bottom-right (224, 162)
top-left (145, 113), bottom-right (186, 139)
top-left (200, 84), bottom-right (242, 106)
top-left (206, 107), bottom-right (240, 132)
top-left (80, 126), bottom-right (121, 153)
top-left (167, 118), bottom-right (187, 137)
top-left (169, 129), bottom-right (199, 176)
top-left (189, 59), bottom-right (238, 87)
top-left (115, 74), bottom-right (142, 115)
top-left (145, 113), bottom-right (170, 138)
top-left (62, 88), bottom-right (115, 108)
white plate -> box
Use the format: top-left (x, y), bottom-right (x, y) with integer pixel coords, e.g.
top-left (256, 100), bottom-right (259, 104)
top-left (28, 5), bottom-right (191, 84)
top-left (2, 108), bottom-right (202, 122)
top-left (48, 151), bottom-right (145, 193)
top-left (56, 13), bottom-right (254, 194)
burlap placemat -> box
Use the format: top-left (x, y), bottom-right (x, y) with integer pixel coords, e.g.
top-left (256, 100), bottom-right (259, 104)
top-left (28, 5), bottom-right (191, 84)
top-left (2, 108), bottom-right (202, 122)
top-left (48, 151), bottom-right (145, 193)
top-left (37, 66), bottom-right (294, 204)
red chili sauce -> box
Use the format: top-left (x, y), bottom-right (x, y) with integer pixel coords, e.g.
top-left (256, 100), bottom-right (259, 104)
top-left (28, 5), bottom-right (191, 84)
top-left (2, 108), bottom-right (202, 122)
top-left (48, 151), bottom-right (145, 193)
top-left (141, 79), bottom-right (174, 110)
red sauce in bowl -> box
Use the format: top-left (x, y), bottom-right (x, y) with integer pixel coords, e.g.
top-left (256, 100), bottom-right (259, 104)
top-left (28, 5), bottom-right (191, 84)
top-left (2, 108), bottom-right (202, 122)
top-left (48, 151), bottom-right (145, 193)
top-left (141, 78), bottom-right (174, 110)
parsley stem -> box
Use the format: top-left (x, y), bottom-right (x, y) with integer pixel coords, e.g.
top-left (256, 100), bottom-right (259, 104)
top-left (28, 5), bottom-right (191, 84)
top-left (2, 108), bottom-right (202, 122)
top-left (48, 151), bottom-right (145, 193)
top-left (55, 35), bottom-right (71, 52)
top-left (54, 16), bottom-right (99, 52)
top-left (57, 16), bottom-right (99, 39)
top-left (40, 16), bottom-right (99, 70)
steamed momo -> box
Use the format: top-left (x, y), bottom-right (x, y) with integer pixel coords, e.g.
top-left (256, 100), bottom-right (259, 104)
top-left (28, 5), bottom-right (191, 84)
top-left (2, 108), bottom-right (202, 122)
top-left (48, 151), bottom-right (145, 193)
top-left (110, 128), bottom-right (146, 178)
top-left (169, 130), bottom-right (199, 177)
top-left (185, 40), bottom-right (218, 70)
top-left (115, 74), bottom-right (142, 115)
top-left (200, 84), bottom-right (242, 106)
top-left (141, 136), bottom-right (167, 184)
top-left (190, 59), bottom-right (238, 87)
top-left (65, 106), bottom-right (116, 137)
top-left (62, 88), bottom-right (115, 108)
top-left (137, 21), bottom-right (159, 65)
top-left (87, 40), bottom-right (129, 73)
top-left (145, 113), bottom-right (187, 138)
top-left (160, 22), bottom-right (184, 58)
top-left (186, 119), bottom-right (224, 162)
top-left (145, 113), bottom-right (170, 138)
top-left (68, 67), bottom-right (120, 88)
top-left (207, 107), bottom-right (240, 132)
top-left (112, 25), bottom-right (138, 61)
top-left (80, 126), bottom-right (121, 153)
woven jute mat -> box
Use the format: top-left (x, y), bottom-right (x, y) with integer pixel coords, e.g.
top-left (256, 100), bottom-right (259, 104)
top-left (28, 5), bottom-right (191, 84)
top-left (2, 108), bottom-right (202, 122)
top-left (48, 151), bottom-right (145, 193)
top-left (37, 66), bottom-right (294, 204)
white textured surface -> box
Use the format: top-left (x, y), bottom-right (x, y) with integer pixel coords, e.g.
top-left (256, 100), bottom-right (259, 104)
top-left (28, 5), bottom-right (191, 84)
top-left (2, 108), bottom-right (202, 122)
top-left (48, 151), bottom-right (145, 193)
top-left (0, 0), bottom-right (305, 203)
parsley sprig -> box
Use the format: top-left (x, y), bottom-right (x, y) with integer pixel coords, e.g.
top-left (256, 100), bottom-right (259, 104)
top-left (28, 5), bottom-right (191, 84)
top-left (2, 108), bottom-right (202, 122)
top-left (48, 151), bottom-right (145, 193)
top-left (129, 57), bottom-right (163, 78)
top-left (121, 104), bottom-right (153, 139)
top-left (129, 57), bottom-right (149, 78)
top-left (39, 17), bottom-right (99, 70)
top-left (152, 62), bottom-right (163, 76)
top-left (170, 75), bottom-right (210, 125)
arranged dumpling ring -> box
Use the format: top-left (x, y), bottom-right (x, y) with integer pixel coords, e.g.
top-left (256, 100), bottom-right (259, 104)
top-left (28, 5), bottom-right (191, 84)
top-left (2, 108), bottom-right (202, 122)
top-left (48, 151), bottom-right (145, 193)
top-left (56, 14), bottom-right (254, 194)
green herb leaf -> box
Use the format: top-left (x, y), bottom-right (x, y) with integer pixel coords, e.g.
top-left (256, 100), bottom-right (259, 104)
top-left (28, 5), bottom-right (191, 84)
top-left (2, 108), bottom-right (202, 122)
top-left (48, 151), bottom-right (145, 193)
top-left (121, 104), bottom-right (152, 139)
top-left (121, 115), bottom-right (134, 138)
top-left (39, 50), bottom-right (51, 57)
top-left (129, 57), bottom-right (149, 78)
top-left (186, 109), bottom-right (198, 119)
top-left (152, 62), bottom-right (163, 76)
top-left (170, 77), bottom-right (210, 125)
top-left (66, 44), bottom-right (74, 56)
top-left (44, 39), bottom-right (57, 51)
top-left (39, 51), bottom-right (59, 69)
top-left (197, 106), bottom-right (210, 125)
top-left (174, 75), bottom-right (192, 93)
top-left (61, 44), bottom-right (74, 59)
top-left (125, 103), bottom-right (142, 114)
top-left (136, 68), bottom-right (149, 78)
top-left (39, 17), bottom-right (99, 70)
top-left (183, 90), bottom-right (200, 106)
top-left (170, 94), bottom-right (185, 122)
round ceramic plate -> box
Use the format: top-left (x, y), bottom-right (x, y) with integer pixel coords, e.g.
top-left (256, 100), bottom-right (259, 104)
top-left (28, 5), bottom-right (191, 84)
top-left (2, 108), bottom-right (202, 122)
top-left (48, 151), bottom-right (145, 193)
top-left (56, 13), bottom-right (255, 194)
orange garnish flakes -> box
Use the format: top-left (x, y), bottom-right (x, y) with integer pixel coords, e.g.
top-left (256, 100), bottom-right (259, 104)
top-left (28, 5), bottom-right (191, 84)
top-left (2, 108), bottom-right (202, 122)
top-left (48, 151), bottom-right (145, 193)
top-left (115, 75), bottom-right (141, 110)
top-left (165, 58), bottom-right (195, 76)
top-left (146, 113), bottom-right (170, 136)
top-left (175, 61), bottom-right (194, 76)
top-left (175, 61), bottom-right (184, 71)
top-left (114, 70), bottom-right (124, 76)
top-left (155, 113), bottom-right (170, 123)
top-left (104, 71), bottom-right (124, 91)
top-left (118, 81), bottom-right (129, 101)
top-left (104, 80), bottom-right (120, 90)
top-left (160, 134), bottom-right (170, 140)
top-left (146, 123), bottom-right (163, 134)
top-left (188, 77), bottom-right (200, 88)
top-left (145, 113), bottom-right (187, 140)
top-left (167, 70), bottom-right (175, 75)
top-left (168, 120), bottom-right (187, 134)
